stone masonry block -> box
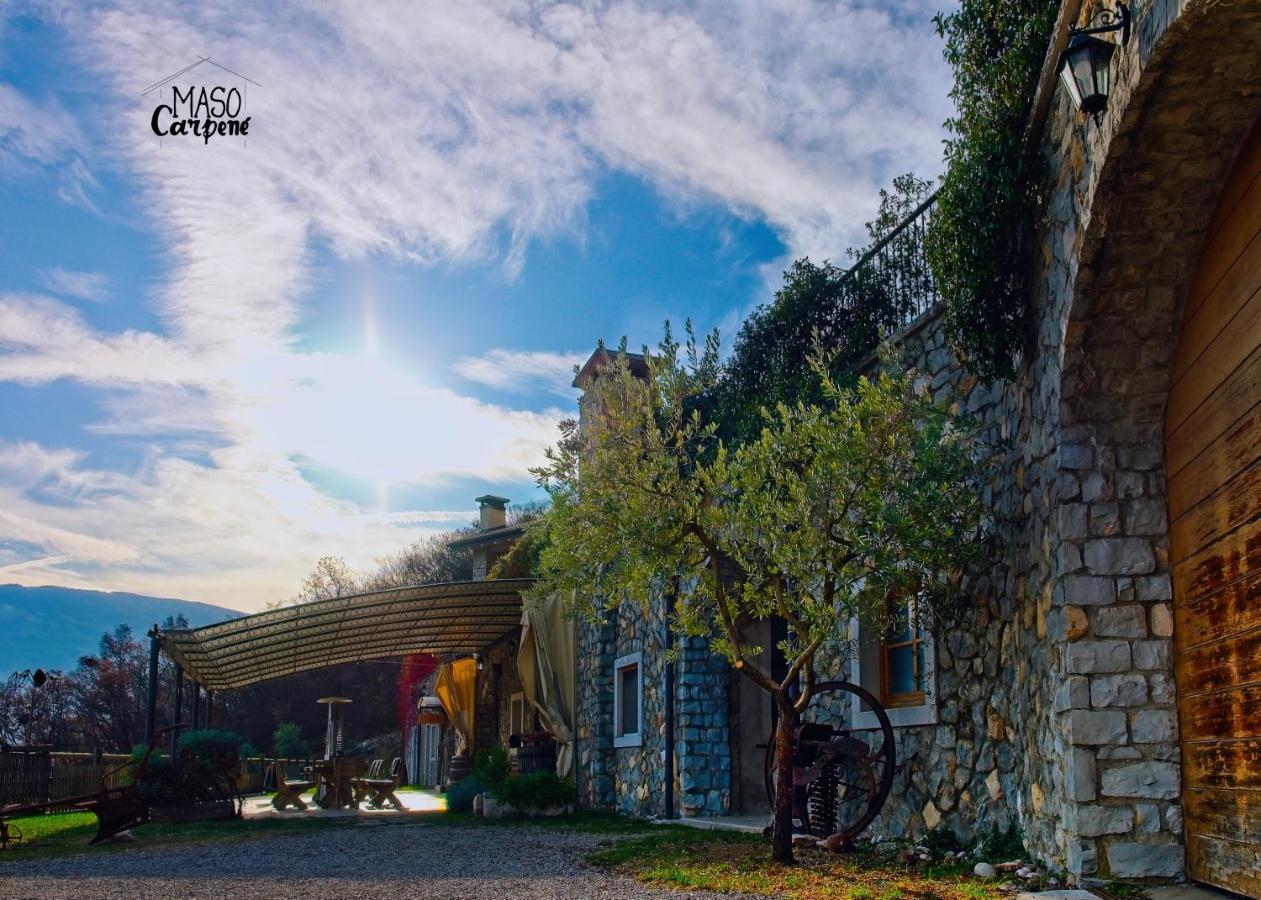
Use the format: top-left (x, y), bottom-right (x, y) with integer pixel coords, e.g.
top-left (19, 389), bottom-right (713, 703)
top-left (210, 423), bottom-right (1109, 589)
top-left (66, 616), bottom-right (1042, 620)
top-left (1076, 804), bottom-right (1134, 836)
top-left (1136, 575), bottom-right (1172, 601)
top-left (1055, 675), bottom-right (1092, 711)
top-left (1084, 538), bottom-right (1156, 575)
top-left (1091, 673), bottom-right (1148, 707)
top-left (1060, 444), bottom-right (1094, 469)
top-left (1059, 504), bottom-right (1089, 540)
top-left (1069, 709), bottom-right (1128, 745)
top-left (1133, 640), bottom-right (1171, 670)
top-left (1131, 709), bottom-right (1177, 744)
top-left (1106, 842), bottom-right (1184, 878)
top-left (1066, 640), bottom-right (1133, 674)
top-left (1058, 575), bottom-right (1116, 606)
top-left (1093, 605), bottom-right (1147, 638)
top-left (1071, 748), bottom-right (1097, 802)
top-left (1101, 762), bottom-right (1180, 799)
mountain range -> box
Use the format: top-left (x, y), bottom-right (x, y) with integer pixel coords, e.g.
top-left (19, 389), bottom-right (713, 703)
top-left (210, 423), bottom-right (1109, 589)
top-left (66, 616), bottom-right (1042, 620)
top-left (0, 584), bottom-right (240, 675)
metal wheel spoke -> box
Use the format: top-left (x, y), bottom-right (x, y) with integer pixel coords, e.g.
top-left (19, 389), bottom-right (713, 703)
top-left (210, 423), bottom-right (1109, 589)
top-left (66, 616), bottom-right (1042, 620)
top-left (762, 680), bottom-right (897, 850)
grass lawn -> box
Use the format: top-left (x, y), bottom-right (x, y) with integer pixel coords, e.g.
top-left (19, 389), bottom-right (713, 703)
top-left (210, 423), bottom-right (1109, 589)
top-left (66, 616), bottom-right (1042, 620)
top-left (1, 809), bottom-right (365, 863)
top-left (588, 827), bottom-right (1002, 900)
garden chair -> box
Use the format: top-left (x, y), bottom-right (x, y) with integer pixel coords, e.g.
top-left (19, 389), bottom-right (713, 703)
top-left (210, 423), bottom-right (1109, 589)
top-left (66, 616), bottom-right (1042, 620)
top-left (352, 757), bottom-right (405, 811)
top-left (271, 760), bottom-right (315, 811)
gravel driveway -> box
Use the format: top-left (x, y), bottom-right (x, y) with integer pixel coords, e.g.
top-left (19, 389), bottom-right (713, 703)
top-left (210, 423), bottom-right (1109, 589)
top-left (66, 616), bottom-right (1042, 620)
top-left (0, 821), bottom-right (734, 899)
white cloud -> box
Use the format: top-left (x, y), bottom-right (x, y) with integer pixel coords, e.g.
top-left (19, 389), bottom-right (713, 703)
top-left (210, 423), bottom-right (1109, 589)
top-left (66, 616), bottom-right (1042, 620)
top-left (453, 349), bottom-right (586, 398)
top-left (0, 0), bottom-right (953, 608)
top-left (39, 267), bottom-right (111, 303)
top-left (0, 83), bottom-right (99, 211)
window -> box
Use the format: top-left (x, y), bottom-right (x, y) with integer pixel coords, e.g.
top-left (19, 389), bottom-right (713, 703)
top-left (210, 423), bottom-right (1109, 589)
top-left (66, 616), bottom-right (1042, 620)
top-left (880, 599), bottom-right (927, 709)
top-left (509, 692), bottom-right (526, 738)
top-left (612, 651), bottom-right (643, 748)
top-left (849, 595), bottom-right (937, 730)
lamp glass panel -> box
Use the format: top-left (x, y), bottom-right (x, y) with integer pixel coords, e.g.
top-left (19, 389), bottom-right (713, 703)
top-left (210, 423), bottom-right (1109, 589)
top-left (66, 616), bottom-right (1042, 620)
top-left (1070, 44), bottom-right (1098, 103)
top-left (1090, 40), bottom-right (1113, 98)
top-left (1058, 57), bottom-right (1084, 108)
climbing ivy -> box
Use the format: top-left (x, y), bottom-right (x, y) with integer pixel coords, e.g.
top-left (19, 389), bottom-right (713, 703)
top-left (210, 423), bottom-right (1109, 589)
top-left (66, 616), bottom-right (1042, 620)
top-left (927, 0), bottom-right (1059, 380)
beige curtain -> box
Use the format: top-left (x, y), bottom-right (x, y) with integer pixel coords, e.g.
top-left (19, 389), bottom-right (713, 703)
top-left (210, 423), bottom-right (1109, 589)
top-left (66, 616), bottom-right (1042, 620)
top-left (435, 658), bottom-right (477, 755)
top-left (517, 592), bottom-right (577, 777)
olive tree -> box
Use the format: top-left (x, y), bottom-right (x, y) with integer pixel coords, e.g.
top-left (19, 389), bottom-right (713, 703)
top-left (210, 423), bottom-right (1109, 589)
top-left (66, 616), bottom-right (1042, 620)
top-left (532, 326), bottom-right (985, 863)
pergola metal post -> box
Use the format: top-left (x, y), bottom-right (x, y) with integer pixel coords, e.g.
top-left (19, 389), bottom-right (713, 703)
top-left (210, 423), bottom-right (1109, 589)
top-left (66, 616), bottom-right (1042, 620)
top-left (144, 624), bottom-right (161, 743)
top-left (206, 690), bottom-right (215, 729)
top-left (190, 682), bottom-right (202, 732)
top-left (171, 663), bottom-right (184, 754)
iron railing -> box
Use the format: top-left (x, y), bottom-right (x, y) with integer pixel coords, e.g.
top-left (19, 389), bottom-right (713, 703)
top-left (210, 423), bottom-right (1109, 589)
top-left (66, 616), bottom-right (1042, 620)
top-left (837, 188), bottom-right (942, 351)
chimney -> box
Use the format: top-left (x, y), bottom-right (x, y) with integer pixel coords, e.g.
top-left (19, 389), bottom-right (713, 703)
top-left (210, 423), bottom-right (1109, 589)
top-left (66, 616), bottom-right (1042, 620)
top-left (475, 495), bottom-right (509, 531)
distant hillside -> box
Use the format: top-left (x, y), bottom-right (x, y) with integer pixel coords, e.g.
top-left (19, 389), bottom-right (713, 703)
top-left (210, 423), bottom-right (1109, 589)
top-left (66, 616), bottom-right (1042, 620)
top-left (0, 584), bottom-right (240, 675)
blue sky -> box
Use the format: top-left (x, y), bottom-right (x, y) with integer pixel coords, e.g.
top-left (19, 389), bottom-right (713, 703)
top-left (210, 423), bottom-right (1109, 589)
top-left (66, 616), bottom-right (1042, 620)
top-left (0, 2), bottom-right (953, 610)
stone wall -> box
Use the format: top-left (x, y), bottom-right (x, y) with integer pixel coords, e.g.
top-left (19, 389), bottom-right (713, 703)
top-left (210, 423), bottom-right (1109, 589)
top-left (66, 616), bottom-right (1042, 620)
top-left (473, 636), bottom-right (524, 753)
top-left (573, 588), bottom-right (731, 819)
top-left (811, 0), bottom-right (1261, 882)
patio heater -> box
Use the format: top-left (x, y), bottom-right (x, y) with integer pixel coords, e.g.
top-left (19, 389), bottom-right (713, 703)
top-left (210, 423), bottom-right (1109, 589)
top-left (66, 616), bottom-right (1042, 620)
top-left (318, 696), bottom-right (352, 759)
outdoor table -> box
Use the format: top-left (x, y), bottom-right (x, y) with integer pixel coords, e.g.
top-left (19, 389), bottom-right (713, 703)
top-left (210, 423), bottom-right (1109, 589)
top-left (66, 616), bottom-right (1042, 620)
top-left (310, 757), bottom-right (367, 809)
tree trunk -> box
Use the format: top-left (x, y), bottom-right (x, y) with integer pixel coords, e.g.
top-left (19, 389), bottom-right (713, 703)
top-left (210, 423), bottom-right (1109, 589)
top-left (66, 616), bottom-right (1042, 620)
top-left (771, 704), bottom-right (799, 864)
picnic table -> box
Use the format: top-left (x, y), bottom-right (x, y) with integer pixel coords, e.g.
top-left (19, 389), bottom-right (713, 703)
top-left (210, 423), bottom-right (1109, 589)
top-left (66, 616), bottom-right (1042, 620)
top-left (309, 757), bottom-right (367, 810)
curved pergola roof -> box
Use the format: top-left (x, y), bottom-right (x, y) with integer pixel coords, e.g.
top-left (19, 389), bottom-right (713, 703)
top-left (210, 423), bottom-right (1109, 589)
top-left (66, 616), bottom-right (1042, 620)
top-left (159, 579), bottom-right (532, 690)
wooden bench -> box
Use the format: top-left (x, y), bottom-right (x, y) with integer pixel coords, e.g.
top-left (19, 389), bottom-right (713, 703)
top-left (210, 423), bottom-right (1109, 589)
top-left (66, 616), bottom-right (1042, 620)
top-left (351, 757), bottom-right (404, 811)
top-left (271, 760), bottom-right (315, 811)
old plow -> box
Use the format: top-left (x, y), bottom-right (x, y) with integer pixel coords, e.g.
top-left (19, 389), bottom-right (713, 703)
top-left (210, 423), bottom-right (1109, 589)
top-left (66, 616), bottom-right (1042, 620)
top-left (0, 725), bottom-right (175, 849)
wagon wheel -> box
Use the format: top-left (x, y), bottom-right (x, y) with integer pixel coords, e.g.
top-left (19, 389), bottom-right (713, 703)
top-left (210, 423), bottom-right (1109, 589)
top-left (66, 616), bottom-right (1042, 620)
top-left (763, 680), bottom-right (896, 850)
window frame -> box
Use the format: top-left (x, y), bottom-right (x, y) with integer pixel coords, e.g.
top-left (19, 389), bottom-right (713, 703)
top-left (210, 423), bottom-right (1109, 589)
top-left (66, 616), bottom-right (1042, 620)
top-left (848, 603), bottom-right (938, 730)
top-left (612, 651), bottom-right (643, 748)
top-left (508, 691), bottom-right (526, 738)
top-left (879, 595), bottom-right (929, 709)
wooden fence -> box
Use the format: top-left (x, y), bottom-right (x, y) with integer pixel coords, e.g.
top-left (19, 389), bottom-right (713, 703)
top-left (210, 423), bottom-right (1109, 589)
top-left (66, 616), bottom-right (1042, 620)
top-left (2, 751), bottom-right (330, 807)
top-left (0, 749), bottom-right (132, 807)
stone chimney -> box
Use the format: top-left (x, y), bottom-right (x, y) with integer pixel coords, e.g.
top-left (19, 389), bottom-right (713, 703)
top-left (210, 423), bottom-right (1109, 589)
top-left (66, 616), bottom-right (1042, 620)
top-left (475, 494), bottom-right (509, 531)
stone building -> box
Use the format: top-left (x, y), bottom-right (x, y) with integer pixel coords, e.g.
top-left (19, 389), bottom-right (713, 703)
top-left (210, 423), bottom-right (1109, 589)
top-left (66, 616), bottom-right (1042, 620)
top-left (569, 1), bottom-right (1261, 893)
top-left (448, 497), bottom-right (532, 754)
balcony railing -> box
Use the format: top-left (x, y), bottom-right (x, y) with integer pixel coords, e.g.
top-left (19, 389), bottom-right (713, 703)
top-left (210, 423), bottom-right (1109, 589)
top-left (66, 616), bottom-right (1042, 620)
top-left (837, 188), bottom-right (942, 353)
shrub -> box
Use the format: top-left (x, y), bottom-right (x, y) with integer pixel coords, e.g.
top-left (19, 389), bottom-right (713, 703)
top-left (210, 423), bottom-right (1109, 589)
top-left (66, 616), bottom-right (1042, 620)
top-left (977, 823), bottom-right (1025, 861)
top-left (178, 729), bottom-right (245, 771)
top-left (472, 745), bottom-right (511, 791)
top-left (445, 775), bottom-right (485, 812)
top-left (923, 825), bottom-right (964, 856)
top-left (134, 729), bottom-right (247, 807)
top-left (272, 721), bottom-right (310, 759)
top-left (493, 772), bottom-right (577, 812)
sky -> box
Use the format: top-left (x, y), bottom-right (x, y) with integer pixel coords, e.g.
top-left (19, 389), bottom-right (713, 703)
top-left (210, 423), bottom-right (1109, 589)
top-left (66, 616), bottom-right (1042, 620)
top-left (0, 1), bottom-right (955, 612)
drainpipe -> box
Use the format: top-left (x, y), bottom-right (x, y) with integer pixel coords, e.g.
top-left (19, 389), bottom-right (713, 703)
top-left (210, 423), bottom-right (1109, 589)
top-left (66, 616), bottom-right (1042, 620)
top-left (663, 578), bottom-right (678, 820)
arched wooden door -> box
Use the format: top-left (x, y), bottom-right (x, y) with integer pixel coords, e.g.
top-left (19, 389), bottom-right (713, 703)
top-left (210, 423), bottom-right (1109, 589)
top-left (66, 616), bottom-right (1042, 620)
top-left (1165, 114), bottom-right (1261, 896)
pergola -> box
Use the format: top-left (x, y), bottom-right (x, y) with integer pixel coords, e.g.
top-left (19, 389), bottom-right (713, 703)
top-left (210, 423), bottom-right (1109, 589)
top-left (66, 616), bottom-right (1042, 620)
top-left (141, 579), bottom-right (533, 741)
